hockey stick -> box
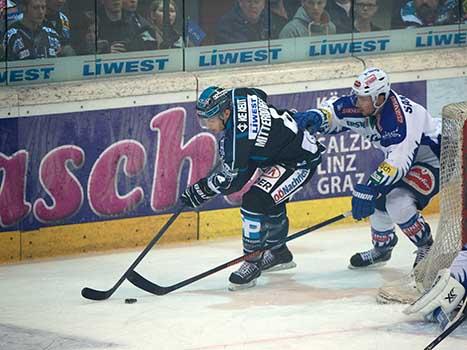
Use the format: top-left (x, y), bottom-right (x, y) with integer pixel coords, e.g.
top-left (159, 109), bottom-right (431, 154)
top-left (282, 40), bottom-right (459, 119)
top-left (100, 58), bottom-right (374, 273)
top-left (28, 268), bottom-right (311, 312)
top-left (424, 303), bottom-right (467, 350)
top-left (127, 211), bottom-right (351, 296)
top-left (81, 204), bottom-right (185, 301)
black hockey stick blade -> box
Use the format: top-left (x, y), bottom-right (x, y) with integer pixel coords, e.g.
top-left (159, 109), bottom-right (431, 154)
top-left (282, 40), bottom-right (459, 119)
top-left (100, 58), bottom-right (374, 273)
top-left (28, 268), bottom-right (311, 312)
top-left (424, 304), bottom-right (467, 350)
top-left (81, 204), bottom-right (185, 301)
top-left (127, 211), bottom-right (351, 296)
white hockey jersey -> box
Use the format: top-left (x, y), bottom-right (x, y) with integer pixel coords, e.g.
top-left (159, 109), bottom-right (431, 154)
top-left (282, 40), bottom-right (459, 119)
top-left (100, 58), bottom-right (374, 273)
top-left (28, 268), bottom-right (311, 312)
top-left (317, 90), bottom-right (441, 190)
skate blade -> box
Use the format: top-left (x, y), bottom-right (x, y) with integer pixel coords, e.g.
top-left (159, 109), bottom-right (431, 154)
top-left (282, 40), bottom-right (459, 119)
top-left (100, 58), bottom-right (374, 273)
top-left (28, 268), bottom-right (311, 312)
top-left (263, 261), bottom-right (297, 273)
top-left (347, 261), bottom-right (387, 270)
top-left (228, 279), bottom-right (257, 291)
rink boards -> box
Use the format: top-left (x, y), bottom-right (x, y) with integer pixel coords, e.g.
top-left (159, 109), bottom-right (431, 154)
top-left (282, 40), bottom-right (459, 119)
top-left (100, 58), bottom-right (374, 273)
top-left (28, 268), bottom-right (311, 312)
top-left (1, 55), bottom-right (466, 263)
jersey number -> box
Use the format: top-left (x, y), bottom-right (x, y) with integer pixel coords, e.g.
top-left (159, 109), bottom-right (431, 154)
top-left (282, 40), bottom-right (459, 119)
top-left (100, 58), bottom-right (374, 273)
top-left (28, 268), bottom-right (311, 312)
top-left (270, 109), bottom-right (298, 134)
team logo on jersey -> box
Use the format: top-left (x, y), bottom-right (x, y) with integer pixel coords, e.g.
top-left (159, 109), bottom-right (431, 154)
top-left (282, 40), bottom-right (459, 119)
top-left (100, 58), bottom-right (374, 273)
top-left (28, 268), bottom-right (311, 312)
top-left (13, 38), bottom-right (24, 52)
top-left (402, 165), bottom-right (435, 195)
top-left (271, 169), bottom-right (310, 203)
top-left (390, 96), bottom-right (405, 124)
top-left (254, 165), bottom-right (286, 193)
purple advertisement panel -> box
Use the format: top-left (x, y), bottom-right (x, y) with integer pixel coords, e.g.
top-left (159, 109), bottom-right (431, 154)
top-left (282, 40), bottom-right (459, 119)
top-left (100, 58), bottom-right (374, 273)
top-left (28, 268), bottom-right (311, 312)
top-left (0, 81), bottom-right (426, 232)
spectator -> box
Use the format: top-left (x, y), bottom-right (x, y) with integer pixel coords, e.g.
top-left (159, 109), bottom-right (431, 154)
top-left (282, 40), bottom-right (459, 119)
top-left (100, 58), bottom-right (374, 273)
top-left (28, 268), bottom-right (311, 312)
top-left (399, 0), bottom-right (460, 27)
top-left (390, 0), bottom-right (409, 29)
top-left (215, 0), bottom-right (283, 45)
top-left (148, 0), bottom-right (182, 49)
top-left (279, 0), bottom-right (336, 38)
top-left (270, 0), bottom-right (289, 32)
top-left (122, 0), bottom-right (157, 50)
top-left (71, 11), bottom-right (110, 55)
top-left (325, 0), bottom-right (352, 33)
top-left (4, 0), bottom-right (61, 60)
top-left (353, 0), bottom-right (381, 32)
top-left (1, 0), bottom-right (5, 61)
top-left (44, 0), bottom-right (74, 55)
top-left (283, 0), bottom-right (302, 19)
top-left (98, 0), bottom-right (157, 53)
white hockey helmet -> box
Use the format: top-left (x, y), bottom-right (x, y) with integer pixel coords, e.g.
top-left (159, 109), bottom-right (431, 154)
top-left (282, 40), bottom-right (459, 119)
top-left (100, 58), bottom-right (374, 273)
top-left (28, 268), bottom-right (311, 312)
top-left (351, 67), bottom-right (391, 110)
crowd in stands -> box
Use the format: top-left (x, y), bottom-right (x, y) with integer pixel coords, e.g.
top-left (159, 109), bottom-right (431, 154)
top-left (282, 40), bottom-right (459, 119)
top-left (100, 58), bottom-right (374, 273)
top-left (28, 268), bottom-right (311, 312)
top-left (0, 0), bottom-right (464, 61)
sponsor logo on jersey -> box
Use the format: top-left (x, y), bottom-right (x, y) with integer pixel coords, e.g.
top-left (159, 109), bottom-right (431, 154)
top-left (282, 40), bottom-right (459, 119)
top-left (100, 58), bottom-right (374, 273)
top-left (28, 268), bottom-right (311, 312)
top-left (402, 165), bottom-right (435, 195)
top-left (18, 49), bottom-right (30, 59)
top-left (381, 129), bottom-right (402, 141)
top-left (248, 94), bottom-right (260, 140)
top-left (378, 161), bottom-right (397, 177)
top-left (342, 107), bottom-right (360, 115)
top-left (271, 169), bottom-right (310, 203)
top-left (236, 98), bottom-right (248, 133)
top-left (369, 170), bottom-right (384, 185)
top-left (254, 165), bottom-right (286, 193)
top-left (390, 96), bottom-right (404, 124)
top-left (346, 120), bottom-right (366, 128)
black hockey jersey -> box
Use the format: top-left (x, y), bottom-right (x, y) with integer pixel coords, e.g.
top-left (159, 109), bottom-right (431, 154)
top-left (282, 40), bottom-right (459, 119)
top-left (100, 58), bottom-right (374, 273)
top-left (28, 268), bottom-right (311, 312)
top-left (5, 21), bottom-right (61, 60)
top-left (216, 88), bottom-right (324, 194)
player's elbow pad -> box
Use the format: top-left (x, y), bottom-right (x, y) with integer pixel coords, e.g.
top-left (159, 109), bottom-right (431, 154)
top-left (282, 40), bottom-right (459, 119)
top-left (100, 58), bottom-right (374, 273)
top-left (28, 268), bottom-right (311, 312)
top-left (404, 269), bottom-right (465, 320)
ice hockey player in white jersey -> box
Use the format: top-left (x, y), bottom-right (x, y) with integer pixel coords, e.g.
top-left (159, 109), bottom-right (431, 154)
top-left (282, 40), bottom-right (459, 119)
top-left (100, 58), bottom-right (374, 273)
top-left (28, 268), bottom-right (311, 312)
top-left (404, 247), bottom-right (467, 330)
top-left (293, 67), bottom-right (441, 269)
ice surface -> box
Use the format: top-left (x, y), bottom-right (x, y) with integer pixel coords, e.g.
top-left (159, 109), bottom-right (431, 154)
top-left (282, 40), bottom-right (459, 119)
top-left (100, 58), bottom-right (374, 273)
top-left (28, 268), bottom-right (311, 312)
top-left (1, 216), bottom-right (466, 350)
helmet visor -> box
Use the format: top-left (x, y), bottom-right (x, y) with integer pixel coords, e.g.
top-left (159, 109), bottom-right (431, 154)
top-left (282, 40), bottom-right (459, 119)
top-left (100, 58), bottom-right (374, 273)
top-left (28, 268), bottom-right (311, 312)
top-left (197, 112), bottom-right (222, 130)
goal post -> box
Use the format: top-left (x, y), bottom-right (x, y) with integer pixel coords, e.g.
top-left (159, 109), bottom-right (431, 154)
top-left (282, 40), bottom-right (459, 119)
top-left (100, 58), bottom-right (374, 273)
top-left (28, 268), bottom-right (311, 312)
top-left (377, 101), bottom-right (467, 304)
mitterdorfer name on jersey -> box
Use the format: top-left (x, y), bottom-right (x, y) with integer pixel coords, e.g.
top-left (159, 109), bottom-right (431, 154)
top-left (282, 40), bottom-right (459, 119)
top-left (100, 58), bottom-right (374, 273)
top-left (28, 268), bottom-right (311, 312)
top-left (254, 99), bottom-right (272, 148)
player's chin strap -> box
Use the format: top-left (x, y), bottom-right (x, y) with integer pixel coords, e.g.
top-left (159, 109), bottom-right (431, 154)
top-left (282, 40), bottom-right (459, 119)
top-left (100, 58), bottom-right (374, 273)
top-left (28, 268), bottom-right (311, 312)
top-left (404, 268), bottom-right (466, 330)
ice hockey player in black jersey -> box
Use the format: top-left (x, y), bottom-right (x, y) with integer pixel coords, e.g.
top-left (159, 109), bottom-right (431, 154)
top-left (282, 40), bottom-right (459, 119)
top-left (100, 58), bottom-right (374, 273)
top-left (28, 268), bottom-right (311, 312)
top-left (180, 86), bottom-right (325, 290)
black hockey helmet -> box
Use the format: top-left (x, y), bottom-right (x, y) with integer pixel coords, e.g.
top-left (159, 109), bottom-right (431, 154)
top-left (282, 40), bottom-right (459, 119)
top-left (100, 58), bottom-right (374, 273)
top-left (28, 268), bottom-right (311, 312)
top-left (196, 86), bottom-right (231, 119)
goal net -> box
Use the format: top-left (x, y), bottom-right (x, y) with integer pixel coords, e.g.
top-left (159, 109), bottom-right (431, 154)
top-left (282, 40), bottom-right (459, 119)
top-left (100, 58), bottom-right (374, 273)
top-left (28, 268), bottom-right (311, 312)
top-left (377, 101), bottom-right (467, 304)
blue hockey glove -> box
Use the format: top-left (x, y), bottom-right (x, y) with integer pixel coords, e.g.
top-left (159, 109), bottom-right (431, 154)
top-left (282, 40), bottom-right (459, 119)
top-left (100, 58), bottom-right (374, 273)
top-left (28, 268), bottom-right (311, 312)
top-left (181, 178), bottom-right (217, 208)
top-left (293, 109), bottom-right (326, 134)
top-left (351, 184), bottom-right (377, 220)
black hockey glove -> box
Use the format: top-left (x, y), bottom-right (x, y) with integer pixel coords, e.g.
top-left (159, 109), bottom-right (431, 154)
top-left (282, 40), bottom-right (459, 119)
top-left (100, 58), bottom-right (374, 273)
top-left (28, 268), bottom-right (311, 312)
top-left (180, 178), bottom-right (217, 208)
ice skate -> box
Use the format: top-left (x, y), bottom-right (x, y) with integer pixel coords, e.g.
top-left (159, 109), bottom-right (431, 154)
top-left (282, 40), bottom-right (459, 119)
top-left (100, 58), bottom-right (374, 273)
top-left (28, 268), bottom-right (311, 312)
top-left (261, 246), bottom-right (296, 272)
top-left (349, 235), bottom-right (398, 269)
top-left (228, 261), bottom-right (261, 291)
top-left (413, 236), bottom-right (434, 268)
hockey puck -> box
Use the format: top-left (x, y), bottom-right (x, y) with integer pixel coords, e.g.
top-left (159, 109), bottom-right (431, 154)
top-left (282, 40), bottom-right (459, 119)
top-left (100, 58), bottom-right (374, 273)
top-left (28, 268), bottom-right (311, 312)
top-left (125, 298), bottom-right (137, 304)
